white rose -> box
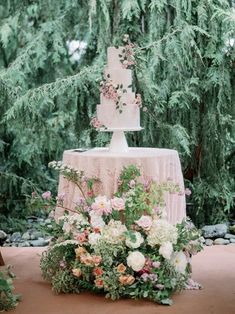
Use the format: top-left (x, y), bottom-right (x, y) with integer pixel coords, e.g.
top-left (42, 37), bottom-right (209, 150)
top-left (159, 242), bottom-right (173, 260)
top-left (127, 251), bottom-right (145, 272)
top-left (170, 251), bottom-right (187, 274)
top-left (111, 197), bottom-right (125, 211)
top-left (88, 232), bottom-right (101, 245)
top-left (125, 232), bottom-right (144, 249)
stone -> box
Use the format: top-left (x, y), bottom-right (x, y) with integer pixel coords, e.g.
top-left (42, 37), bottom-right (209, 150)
top-left (224, 233), bottom-right (235, 239)
top-left (22, 232), bottom-right (31, 240)
top-left (30, 231), bottom-right (43, 239)
top-left (213, 238), bottom-right (230, 245)
top-left (18, 241), bottom-right (30, 247)
top-left (0, 230), bottom-right (7, 240)
top-left (11, 232), bottom-right (22, 242)
top-left (205, 239), bottom-right (213, 246)
top-left (30, 239), bottom-right (47, 247)
top-left (45, 218), bottom-right (52, 224)
top-left (201, 224), bottom-right (228, 238)
top-left (230, 239), bottom-right (235, 243)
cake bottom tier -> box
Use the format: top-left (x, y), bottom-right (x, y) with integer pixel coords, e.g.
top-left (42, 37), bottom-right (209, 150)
top-left (97, 103), bottom-right (140, 129)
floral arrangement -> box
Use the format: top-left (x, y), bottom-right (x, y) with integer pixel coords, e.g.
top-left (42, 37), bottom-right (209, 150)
top-left (118, 34), bottom-right (136, 69)
top-left (39, 162), bottom-right (203, 306)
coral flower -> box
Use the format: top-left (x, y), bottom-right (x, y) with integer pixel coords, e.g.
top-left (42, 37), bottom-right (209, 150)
top-left (80, 254), bottom-right (93, 266)
top-left (92, 255), bottom-right (102, 266)
top-left (93, 267), bottom-right (103, 277)
top-left (94, 278), bottom-right (104, 288)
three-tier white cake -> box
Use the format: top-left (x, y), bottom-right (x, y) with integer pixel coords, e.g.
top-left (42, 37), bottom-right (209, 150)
top-left (96, 47), bottom-right (141, 130)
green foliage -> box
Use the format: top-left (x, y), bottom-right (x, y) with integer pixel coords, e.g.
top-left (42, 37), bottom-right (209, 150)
top-left (0, 266), bottom-right (21, 311)
top-left (0, 0), bottom-right (234, 225)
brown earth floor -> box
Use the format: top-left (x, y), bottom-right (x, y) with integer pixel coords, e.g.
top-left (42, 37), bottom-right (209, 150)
top-left (1, 245), bottom-right (235, 314)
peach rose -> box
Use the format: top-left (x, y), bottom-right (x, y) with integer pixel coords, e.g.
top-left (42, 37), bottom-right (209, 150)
top-left (72, 268), bottom-right (82, 278)
top-left (116, 263), bottom-right (126, 273)
top-left (119, 275), bottom-right (135, 286)
top-left (80, 254), bottom-right (93, 266)
top-left (93, 267), bottom-right (103, 277)
top-left (75, 247), bottom-right (87, 259)
top-left (94, 278), bottom-right (104, 288)
top-left (92, 255), bottom-right (102, 266)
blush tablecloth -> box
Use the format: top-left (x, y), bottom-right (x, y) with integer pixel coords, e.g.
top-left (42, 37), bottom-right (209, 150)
top-left (55, 147), bottom-right (186, 224)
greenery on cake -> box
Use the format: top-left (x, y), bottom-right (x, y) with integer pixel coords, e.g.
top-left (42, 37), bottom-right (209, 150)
top-left (38, 163), bottom-right (203, 305)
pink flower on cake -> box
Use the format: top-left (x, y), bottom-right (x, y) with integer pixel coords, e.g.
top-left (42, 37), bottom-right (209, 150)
top-left (128, 180), bottom-right (136, 188)
top-left (91, 196), bottom-right (112, 215)
top-left (111, 197), bottom-right (125, 211)
top-left (185, 188), bottom-right (192, 196)
top-left (135, 215), bottom-right (153, 230)
top-left (42, 191), bottom-right (51, 200)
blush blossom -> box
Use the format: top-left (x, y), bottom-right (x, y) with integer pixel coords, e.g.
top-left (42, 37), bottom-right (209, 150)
top-left (111, 197), bottom-right (125, 211)
top-left (135, 215), bottom-right (153, 230)
top-left (91, 195), bottom-right (112, 215)
top-left (42, 191), bottom-right (51, 200)
top-left (185, 188), bottom-right (192, 196)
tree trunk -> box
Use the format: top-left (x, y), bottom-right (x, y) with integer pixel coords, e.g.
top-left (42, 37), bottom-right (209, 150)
top-left (0, 251), bottom-right (4, 266)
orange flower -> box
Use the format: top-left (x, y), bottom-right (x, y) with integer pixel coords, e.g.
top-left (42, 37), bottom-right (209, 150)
top-left (93, 267), bottom-right (103, 277)
top-left (94, 278), bottom-right (104, 288)
top-left (72, 268), bottom-right (82, 278)
top-left (92, 255), bottom-right (102, 266)
top-left (80, 254), bottom-right (93, 266)
top-left (117, 263), bottom-right (126, 273)
top-left (75, 247), bottom-right (87, 259)
top-left (119, 275), bottom-right (135, 286)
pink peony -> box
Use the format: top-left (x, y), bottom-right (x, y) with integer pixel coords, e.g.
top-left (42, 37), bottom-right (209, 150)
top-left (135, 215), bottom-right (153, 230)
top-left (111, 197), bottom-right (125, 211)
top-left (91, 195), bottom-right (112, 215)
top-left (42, 191), bottom-right (51, 200)
top-left (185, 188), bottom-right (192, 196)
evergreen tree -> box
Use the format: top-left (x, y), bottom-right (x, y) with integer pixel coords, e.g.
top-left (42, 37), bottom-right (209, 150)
top-left (0, 0), bottom-right (234, 225)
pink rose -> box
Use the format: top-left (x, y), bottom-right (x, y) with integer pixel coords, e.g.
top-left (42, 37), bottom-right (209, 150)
top-left (42, 191), bottom-right (51, 200)
top-left (111, 197), bottom-right (125, 211)
top-left (135, 215), bottom-right (153, 230)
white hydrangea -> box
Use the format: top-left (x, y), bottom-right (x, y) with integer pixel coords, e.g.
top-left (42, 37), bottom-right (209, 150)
top-left (159, 242), bottom-right (173, 260)
top-left (147, 219), bottom-right (178, 247)
top-left (101, 219), bottom-right (127, 244)
top-left (89, 211), bottom-right (105, 229)
top-left (88, 232), bottom-right (102, 246)
top-left (125, 231), bottom-right (144, 249)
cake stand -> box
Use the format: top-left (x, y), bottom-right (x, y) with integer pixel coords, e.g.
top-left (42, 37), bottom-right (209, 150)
top-left (100, 127), bottom-right (143, 153)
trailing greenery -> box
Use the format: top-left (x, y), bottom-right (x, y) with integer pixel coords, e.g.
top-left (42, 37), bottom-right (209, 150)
top-left (0, 0), bottom-right (234, 225)
top-left (0, 266), bottom-right (20, 311)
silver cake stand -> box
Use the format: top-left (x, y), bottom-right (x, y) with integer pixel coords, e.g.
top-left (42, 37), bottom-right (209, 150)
top-left (100, 127), bottom-right (143, 153)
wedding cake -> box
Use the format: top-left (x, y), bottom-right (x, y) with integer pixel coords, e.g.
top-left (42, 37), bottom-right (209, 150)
top-left (94, 45), bottom-right (142, 130)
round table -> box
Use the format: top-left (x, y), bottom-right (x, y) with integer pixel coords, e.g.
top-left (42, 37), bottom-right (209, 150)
top-left (55, 147), bottom-right (186, 224)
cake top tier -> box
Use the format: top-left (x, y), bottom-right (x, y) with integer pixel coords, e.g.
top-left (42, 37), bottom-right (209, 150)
top-left (107, 47), bottom-right (124, 69)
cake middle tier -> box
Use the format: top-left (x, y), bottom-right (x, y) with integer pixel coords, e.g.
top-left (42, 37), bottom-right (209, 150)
top-left (104, 67), bottom-right (132, 90)
top-left (97, 103), bottom-right (140, 129)
top-left (100, 91), bottom-right (135, 106)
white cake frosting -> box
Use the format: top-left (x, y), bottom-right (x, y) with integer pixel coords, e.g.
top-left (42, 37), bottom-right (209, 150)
top-left (97, 46), bottom-right (140, 129)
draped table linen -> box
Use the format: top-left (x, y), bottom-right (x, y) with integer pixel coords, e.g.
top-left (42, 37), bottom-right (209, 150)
top-left (55, 147), bottom-right (186, 224)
